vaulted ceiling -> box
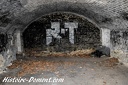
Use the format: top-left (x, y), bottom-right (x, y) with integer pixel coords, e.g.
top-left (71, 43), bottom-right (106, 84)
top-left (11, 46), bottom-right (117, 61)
top-left (0, 0), bottom-right (128, 33)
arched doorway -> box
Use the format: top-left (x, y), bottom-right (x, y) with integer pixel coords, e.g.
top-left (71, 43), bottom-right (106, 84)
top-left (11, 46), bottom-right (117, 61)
top-left (22, 12), bottom-right (101, 56)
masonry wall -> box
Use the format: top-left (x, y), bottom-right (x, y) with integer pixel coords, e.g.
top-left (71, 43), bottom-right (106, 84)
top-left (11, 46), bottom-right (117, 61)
top-left (111, 30), bottom-right (128, 51)
top-left (23, 13), bottom-right (101, 52)
top-left (111, 30), bottom-right (128, 63)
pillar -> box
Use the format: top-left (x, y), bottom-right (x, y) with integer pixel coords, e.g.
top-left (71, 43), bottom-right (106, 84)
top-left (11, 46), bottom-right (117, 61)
top-left (101, 28), bottom-right (111, 48)
top-left (15, 30), bottom-right (23, 54)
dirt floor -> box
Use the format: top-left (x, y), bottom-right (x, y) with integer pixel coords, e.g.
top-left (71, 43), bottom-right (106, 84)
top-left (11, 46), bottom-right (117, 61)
top-left (0, 51), bottom-right (128, 85)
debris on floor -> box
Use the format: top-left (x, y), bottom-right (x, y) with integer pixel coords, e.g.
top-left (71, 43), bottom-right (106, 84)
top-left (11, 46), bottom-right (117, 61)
top-left (8, 59), bottom-right (76, 77)
top-left (7, 49), bottom-right (119, 77)
top-left (25, 48), bottom-right (95, 58)
top-left (99, 57), bottom-right (119, 67)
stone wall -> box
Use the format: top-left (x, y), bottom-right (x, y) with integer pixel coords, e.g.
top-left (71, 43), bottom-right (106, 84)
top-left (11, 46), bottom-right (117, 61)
top-left (0, 34), bottom-right (16, 73)
top-left (111, 30), bottom-right (128, 63)
top-left (23, 13), bottom-right (101, 52)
